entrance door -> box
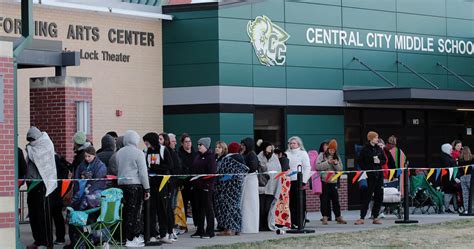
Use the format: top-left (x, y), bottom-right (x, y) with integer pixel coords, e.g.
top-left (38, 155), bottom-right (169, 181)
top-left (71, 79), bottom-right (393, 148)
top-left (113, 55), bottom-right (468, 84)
top-left (254, 108), bottom-right (285, 149)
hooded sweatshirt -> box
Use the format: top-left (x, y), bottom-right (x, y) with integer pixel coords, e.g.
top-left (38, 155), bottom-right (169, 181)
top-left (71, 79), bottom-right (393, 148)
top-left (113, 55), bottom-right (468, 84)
top-left (241, 137), bottom-right (259, 173)
top-left (97, 134), bottom-right (116, 168)
top-left (116, 131), bottom-right (150, 190)
top-left (143, 132), bottom-right (173, 175)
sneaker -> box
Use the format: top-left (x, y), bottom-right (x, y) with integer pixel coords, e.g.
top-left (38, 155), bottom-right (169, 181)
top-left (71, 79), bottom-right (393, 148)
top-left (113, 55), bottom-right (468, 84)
top-left (160, 236), bottom-right (173, 244)
top-left (169, 233), bottom-right (178, 242)
top-left (175, 228), bottom-right (187, 235)
top-left (125, 239), bottom-right (144, 247)
top-left (149, 236), bottom-right (160, 242)
top-left (54, 240), bottom-right (65, 245)
top-left (137, 234), bottom-right (144, 243)
top-left (201, 233), bottom-right (215, 239)
top-left (191, 232), bottom-right (202, 238)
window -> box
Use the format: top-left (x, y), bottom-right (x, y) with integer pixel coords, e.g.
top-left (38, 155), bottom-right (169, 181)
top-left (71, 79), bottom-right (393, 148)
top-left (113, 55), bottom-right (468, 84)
top-left (76, 101), bottom-right (90, 134)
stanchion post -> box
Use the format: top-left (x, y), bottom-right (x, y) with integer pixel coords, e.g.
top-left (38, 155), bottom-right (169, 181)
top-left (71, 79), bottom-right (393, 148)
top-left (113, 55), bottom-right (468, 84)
top-left (395, 163), bottom-right (418, 224)
top-left (460, 165), bottom-right (474, 216)
top-left (287, 165), bottom-right (315, 234)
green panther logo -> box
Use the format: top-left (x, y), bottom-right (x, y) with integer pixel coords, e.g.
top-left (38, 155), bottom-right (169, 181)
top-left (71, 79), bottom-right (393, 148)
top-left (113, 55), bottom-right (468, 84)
top-left (247, 15), bottom-right (290, 66)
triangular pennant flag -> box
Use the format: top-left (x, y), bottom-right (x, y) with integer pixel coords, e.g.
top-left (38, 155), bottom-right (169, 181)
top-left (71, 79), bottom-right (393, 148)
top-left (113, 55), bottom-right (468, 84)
top-left (396, 169), bottom-right (402, 178)
top-left (325, 172), bottom-right (335, 182)
top-left (219, 175), bottom-right (233, 182)
top-left (441, 169), bottom-right (448, 177)
top-left (448, 168), bottom-right (454, 180)
top-left (435, 168), bottom-right (441, 182)
top-left (426, 168), bottom-right (435, 181)
top-left (190, 175), bottom-right (204, 181)
top-left (465, 166), bottom-right (469, 175)
top-left (274, 171), bottom-right (287, 180)
top-left (287, 171), bottom-right (298, 177)
top-left (159, 175), bottom-right (171, 192)
top-left (330, 172), bottom-right (343, 182)
top-left (453, 168), bottom-right (458, 179)
top-left (388, 169), bottom-right (396, 182)
top-left (61, 180), bottom-right (71, 197)
top-left (358, 171), bottom-right (368, 181)
top-left (27, 180), bottom-right (41, 193)
top-left (176, 176), bottom-right (189, 180)
top-left (352, 171), bottom-right (362, 184)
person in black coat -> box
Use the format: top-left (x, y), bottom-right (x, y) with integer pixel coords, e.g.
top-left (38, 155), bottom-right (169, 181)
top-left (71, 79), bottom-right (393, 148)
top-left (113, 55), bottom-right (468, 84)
top-left (178, 133), bottom-right (197, 226)
top-left (143, 132), bottom-right (174, 243)
top-left (274, 148), bottom-right (290, 171)
top-left (97, 134), bottom-right (116, 168)
top-left (240, 137), bottom-right (259, 173)
top-left (355, 131), bottom-right (386, 225)
top-left (440, 143), bottom-right (459, 213)
top-left (190, 137), bottom-right (216, 239)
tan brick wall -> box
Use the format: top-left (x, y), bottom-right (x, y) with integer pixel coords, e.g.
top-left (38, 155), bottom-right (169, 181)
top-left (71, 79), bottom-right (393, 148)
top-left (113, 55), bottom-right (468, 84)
top-left (1, 2), bottom-right (163, 150)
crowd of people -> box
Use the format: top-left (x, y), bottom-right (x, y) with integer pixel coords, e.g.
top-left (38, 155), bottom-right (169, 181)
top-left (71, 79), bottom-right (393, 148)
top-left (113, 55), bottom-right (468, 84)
top-left (20, 127), bottom-right (473, 248)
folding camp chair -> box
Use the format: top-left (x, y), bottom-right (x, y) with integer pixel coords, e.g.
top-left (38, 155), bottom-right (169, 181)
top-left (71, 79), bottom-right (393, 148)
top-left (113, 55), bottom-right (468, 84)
top-left (67, 188), bottom-right (123, 248)
top-left (410, 175), bottom-right (443, 214)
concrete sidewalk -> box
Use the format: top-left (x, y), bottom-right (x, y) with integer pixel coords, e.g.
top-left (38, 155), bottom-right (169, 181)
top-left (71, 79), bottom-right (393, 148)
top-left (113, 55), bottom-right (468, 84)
top-left (20, 210), bottom-right (474, 248)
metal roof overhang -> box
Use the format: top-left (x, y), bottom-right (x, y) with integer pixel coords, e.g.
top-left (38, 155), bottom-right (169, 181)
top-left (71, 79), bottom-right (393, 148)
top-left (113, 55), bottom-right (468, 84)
top-left (1, 36), bottom-right (80, 69)
top-left (344, 88), bottom-right (474, 107)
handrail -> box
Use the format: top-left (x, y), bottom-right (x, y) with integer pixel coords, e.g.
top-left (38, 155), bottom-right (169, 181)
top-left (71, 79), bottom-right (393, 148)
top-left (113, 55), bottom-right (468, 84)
top-left (437, 62), bottom-right (474, 89)
top-left (396, 61), bottom-right (439, 89)
top-left (352, 57), bottom-right (397, 88)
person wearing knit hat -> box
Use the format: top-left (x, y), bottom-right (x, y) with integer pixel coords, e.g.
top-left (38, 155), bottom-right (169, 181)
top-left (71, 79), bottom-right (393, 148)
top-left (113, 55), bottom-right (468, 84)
top-left (71, 132), bottom-right (92, 178)
top-left (355, 131), bottom-right (386, 225)
top-left (316, 139), bottom-right (346, 225)
top-left (73, 131), bottom-right (87, 146)
top-left (228, 142), bottom-right (241, 154)
top-left (191, 137), bottom-right (216, 238)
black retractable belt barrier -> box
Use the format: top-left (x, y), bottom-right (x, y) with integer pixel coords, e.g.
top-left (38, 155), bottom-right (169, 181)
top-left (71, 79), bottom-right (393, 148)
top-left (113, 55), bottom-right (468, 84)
top-left (395, 162), bottom-right (418, 224)
top-left (287, 165), bottom-right (315, 234)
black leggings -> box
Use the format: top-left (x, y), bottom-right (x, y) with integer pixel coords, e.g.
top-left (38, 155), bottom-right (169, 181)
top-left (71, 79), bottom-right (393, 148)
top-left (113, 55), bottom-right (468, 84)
top-left (191, 189), bottom-right (215, 236)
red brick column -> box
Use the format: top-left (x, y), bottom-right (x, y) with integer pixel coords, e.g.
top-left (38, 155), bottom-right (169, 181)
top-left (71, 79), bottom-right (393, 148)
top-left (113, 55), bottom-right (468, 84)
top-left (0, 41), bottom-right (15, 246)
top-left (30, 77), bottom-right (92, 162)
top-left (306, 176), bottom-right (348, 212)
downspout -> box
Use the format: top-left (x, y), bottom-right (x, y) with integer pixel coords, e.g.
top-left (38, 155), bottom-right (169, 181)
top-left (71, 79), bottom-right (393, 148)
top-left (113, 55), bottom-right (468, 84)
top-left (13, 0), bottom-right (33, 248)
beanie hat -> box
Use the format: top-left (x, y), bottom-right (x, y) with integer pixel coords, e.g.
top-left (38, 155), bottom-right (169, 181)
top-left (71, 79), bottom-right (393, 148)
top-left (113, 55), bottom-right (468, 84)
top-left (328, 139), bottom-right (337, 151)
top-left (198, 137), bottom-right (211, 150)
top-left (261, 141), bottom-right (272, 151)
top-left (73, 131), bottom-right (87, 145)
top-left (228, 142), bottom-right (241, 154)
top-left (367, 131), bottom-right (379, 141)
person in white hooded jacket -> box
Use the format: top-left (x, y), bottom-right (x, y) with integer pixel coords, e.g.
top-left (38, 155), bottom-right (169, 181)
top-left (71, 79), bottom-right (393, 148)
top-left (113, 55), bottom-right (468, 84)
top-left (286, 136), bottom-right (311, 228)
top-left (116, 130), bottom-right (150, 247)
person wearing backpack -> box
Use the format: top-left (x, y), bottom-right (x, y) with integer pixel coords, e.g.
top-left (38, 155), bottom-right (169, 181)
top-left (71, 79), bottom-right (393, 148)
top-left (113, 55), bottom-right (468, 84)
top-left (143, 132), bottom-right (174, 244)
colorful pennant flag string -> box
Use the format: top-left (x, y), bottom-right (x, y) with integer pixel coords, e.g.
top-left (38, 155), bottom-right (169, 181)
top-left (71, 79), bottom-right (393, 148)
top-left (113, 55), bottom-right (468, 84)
top-left (331, 172), bottom-right (344, 182)
top-left (426, 168), bottom-right (435, 180)
top-left (388, 169), bottom-right (395, 182)
top-left (352, 171), bottom-right (362, 184)
top-left (159, 175), bottom-right (170, 192)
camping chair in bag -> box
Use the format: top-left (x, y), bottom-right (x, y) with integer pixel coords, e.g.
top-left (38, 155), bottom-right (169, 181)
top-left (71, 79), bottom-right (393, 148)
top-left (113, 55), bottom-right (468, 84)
top-left (381, 179), bottom-right (403, 219)
top-left (67, 188), bottom-right (123, 248)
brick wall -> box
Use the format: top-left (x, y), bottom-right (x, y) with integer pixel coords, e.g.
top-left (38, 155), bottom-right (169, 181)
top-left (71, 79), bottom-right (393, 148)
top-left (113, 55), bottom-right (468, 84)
top-left (306, 177), bottom-right (348, 212)
top-left (0, 54), bottom-right (15, 231)
top-left (30, 81), bottom-right (92, 162)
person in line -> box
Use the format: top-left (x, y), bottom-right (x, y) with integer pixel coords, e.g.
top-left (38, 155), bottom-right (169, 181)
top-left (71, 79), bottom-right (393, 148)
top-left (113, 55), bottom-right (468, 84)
top-left (116, 130), bottom-right (150, 247)
top-left (25, 126), bottom-right (57, 249)
top-left (459, 146), bottom-right (473, 213)
top-left (108, 136), bottom-right (124, 176)
top-left (190, 137), bottom-right (216, 239)
top-left (316, 139), bottom-right (347, 225)
top-left (274, 148), bottom-right (290, 172)
top-left (214, 141), bottom-right (228, 233)
top-left (240, 137), bottom-right (260, 233)
top-left (451, 140), bottom-right (463, 163)
top-left (286, 136), bottom-right (311, 228)
top-left (355, 131), bottom-right (386, 225)
top-left (177, 133), bottom-right (196, 231)
top-left (71, 132), bottom-right (91, 174)
top-left (50, 153), bottom-right (70, 246)
top-left (257, 142), bottom-right (282, 231)
top-left (317, 140), bottom-right (330, 221)
top-left (440, 143), bottom-right (459, 213)
top-left (97, 134), bottom-right (116, 168)
top-left (163, 133), bottom-right (182, 241)
top-left (143, 132), bottom-right (174, 244)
